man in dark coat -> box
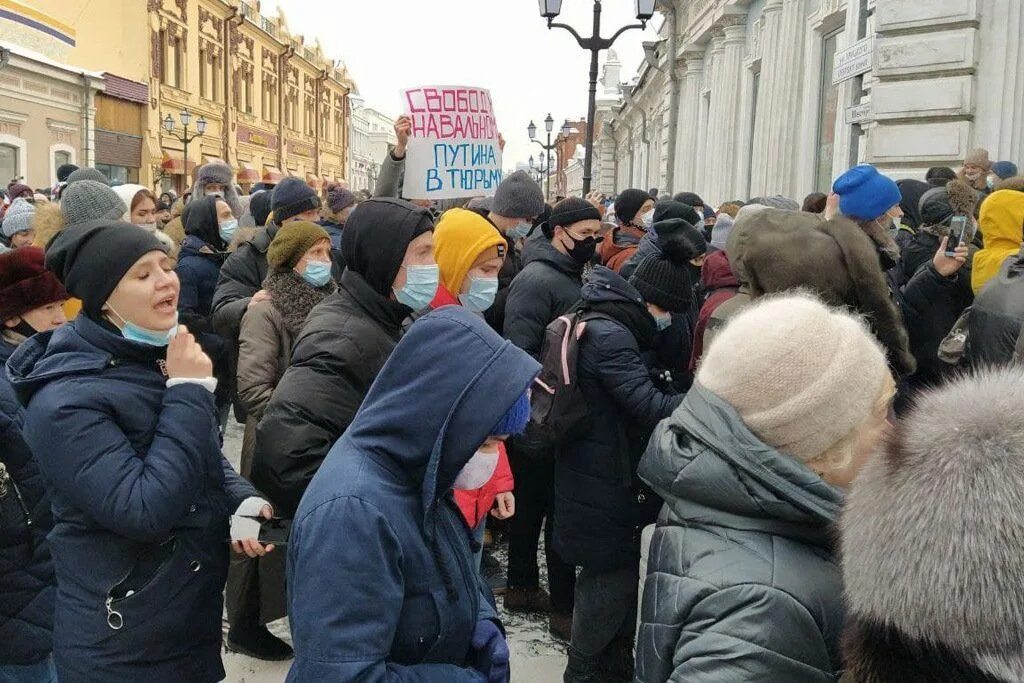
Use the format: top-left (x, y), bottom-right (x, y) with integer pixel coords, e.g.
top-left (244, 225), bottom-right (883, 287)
top-left (554, 266), bottom-right (684, 681)
top-left (251, 198), bottom-right (436, 516)
top-left (500, 197), bottom-right (602, 636)
top-left (287, 306), bottom-right (538, 681)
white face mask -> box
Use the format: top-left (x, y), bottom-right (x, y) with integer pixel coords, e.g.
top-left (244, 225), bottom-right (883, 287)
top-left (640, 209), bottom-right (655, 230)
top-left (965, 170), bottom-right (982, 182)
top-left (453, 445), bottom-right (499, 490)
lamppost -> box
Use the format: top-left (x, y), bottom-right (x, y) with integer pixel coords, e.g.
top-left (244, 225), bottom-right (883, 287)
top-left (538, 0), bottom-right (654, 195)
top-left (528, 153), bottom-right (552, 187)
top-left (162, 109), bottom-right (207, 187)
top-left (528, 114), bottom-right (571, 201)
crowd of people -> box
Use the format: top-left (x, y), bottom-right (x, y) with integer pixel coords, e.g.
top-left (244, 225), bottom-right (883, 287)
top-left (0, 129), bottom-right (1023, 683)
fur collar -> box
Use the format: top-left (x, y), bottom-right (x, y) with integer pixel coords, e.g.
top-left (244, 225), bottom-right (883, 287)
top-left (263, 270), bottom-right (336, 335)
top-left (841, 367), bottom-right (1024, 675)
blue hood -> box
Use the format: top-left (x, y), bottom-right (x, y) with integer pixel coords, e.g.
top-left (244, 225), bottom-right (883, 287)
top-left (342, 305), bottom-right (540, 513)
top-left (582, 265), bottom-right (645, 306)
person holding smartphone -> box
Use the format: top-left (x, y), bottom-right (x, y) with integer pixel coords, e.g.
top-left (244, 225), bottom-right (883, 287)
top-left (7, 222), bottom-right (268, 683)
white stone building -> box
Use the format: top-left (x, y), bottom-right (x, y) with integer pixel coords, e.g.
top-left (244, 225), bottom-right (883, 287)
top-left (594, 0), bottom-right (1024, 206)
top-left (348, 98), bottom-right (395, 193)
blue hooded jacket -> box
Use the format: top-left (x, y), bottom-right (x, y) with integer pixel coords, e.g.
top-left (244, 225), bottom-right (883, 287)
top-left (286, 306), bottom-right (540, 682)
top-left (6, 315), bottom-right (256, 682)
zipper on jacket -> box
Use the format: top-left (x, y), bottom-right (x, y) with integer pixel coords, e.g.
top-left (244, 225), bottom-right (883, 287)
top-left (0, 463), bottom-right (35, 550)
top-left (103, 538), bottom-right (177, 631)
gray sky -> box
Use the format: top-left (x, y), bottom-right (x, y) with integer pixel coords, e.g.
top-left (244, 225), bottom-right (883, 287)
top-left (265, 0), bottom-right (657, 171)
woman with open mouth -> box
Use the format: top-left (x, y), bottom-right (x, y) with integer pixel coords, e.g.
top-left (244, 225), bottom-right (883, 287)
top-left (6, 221), bottom-right (268, 683)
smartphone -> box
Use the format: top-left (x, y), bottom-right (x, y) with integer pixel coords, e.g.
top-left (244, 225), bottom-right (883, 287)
top-left (257, 517), bottom-right (291, 546)
top-left (945, 215), bottom-right (969, 256)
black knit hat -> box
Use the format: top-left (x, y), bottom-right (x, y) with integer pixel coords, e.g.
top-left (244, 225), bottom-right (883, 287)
top-left (249, 190), bottom-right (273, 227)
top-left (673, 191), bottom-right (705, 208)
top-left (614, 188), bottom-right (651, 225)
top-left (56, 163), bottom-right (79, 183)
top-left (629, 253), bottom-right (693, 312)
top-left (272, 177), bottom-right (321, 224)
top-left (544, 197), bottom-right (601, 238)
top-left (653, 200), bottom-right (701, 226)
top-left (45, 220), bottom-right (168, 319)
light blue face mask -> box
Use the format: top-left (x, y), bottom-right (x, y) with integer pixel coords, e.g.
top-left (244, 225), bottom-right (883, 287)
top-left (654, 313), bottom-right (672, 332)
top-left (508, 222), bottom-right (531, 240)
top-left (394, 264), bottom-right (439, 310)
top-left (219, 218), bottom-right (238, 244)
top-left (109, 305), bottom-right (179, 347)
top-left (302, 260), bottom-right (332, 287)
top-left (458, 276), bottom-right (499, 312)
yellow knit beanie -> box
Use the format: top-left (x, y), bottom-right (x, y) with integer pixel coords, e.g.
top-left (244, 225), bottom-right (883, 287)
top-left (433, 208), bottom-right (507, 294)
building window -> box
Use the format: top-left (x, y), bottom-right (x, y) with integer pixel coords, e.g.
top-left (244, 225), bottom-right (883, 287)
top-left (815, 29), bottom-right (842, 193)
top-left (263, 76), bottom-right (278, 124)
top-left (95, 164), bottom-right (139, 186)
top-left (199, 44), bottom-right (209, 99)
top-left (54, 150), bottom-right (71, 176)
top-left (0, 143), bottom-right (18, 184)
top-left (245, 71), bottom-right (253, 114)
top-left (161, 31), bottom-right (184, 88)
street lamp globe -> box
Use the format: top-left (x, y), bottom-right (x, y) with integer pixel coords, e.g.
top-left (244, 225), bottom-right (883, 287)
top-left (162, 114), bottom-right (174, 133)
top-left (196, 116), bottom-right (207, 135)
top-left (538, 0), bottom-right (562, 19)
top-left (529, 155), bottom-right (535, 169)
top-left (635, 0), bottom-right (656, 21)
top-left (561, 120), bottom-right (572, 137)
top-left (527, 120), bottom-right (537, 140)
top-left (544, 113), bottom-right (554, 134)
top-left (179, 108), bottom-right (191, 127)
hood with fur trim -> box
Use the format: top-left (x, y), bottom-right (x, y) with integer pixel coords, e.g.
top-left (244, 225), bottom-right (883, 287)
top-left (842, 367), bottom-right (1024, 681)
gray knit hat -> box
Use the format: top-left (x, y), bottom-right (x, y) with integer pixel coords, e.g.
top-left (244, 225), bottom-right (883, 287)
top-left (65, 167), bottom-right (110, 186)
top-left (491, 170), bottom-right (545, 219)
top-left (1, 198), bottom-right (36, 237)
top-left (60, 180), bottom-right (125, 226)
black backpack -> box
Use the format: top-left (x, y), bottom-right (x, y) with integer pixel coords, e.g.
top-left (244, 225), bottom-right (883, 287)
top-left (529, 309), bottom-right (611, 446)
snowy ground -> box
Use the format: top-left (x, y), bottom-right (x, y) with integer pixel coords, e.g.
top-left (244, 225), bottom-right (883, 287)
top-left (220, 420), bottom-right (567, 682)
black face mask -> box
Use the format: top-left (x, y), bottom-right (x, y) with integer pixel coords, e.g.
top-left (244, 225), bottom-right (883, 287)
top-left (562, 232), bottom-right (599, 264)
top-left (12, 320), bottom-right (38, 339)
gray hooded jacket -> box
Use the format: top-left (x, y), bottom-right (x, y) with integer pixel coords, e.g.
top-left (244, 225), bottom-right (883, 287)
top-left (636, 383), bottom-right (845, 683)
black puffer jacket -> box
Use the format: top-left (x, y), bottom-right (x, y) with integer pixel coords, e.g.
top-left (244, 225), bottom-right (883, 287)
top-left (899, 262), bottom-right (973, 390)
top-left (966, 249), bottom-right (1024, 365)
top-left (0, 335), bottom-right (54, 666)
top-left (211, 222), bottom-right (279, 341)
top-left (553, 267), bottom-right (682, 571)
top-left (251, 270), bottom-right (410, 516)
top-left (503, 234), bottom-right (584, 358)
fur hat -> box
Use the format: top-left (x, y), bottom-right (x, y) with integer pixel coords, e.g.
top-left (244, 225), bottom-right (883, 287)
top-left (727, 207), bottom-right (915, 375)
top-left (2, 198), bottom-right (36, 237)
top-left (60, 180), bottom-right (125, 226)
top-left (699, 292), bottom-right (889, 462)
top-left (433, 208), bottom-right (506, 295)
top-left (964, 147), bottom-right (992, 170)
top-left (267, 221), bottom-right (330, 271)
top-left (833, 165), bottom-right (902, 221)
top-left (491, 170), bottom-right (545, 220)
top-left (841, 367), bottom-right (1024, 682)
top-left (0, 246), bottom-right (68, 322)
top-left (193, 161), bottom-right (242, 218)
top-left (918, 179), bottom-right (978, 228)
top-left (614, 189), bottom-right (652, 225)
top-left (272, 177), bottom-right (321, 224)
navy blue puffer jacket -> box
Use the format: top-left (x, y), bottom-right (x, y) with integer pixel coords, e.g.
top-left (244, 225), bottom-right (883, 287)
top-left (287, 306), bottom-right (540, 682)
top-left (7, 316), bottom-right (256, 683)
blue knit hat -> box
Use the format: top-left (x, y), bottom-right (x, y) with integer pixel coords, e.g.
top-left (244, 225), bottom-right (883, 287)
top-left (272, 177), bottom-right (321, 224)
top-left (991, 161), bottom-right (1019, 180)
top-left (832, 164), bottom-right (902, 221)
top-left (491, 390), bottom-right (531, 436)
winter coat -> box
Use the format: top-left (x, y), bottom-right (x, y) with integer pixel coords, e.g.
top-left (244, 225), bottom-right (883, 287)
top-left (972, 189), bottom-right (1024, 293)
top-left (689, 250), bottom-right (739, 371)
top-left (0, 335), bottom-right (54, 666)
top-left (251, 268), bottom-right (410, 516)
top-left (619, 230), bottom-right (663, 280)
top-left (841, 368), bottom-right (1024, 682)
top-left (600, 224), bottom-right (645, 274)
top-left (315, 218), bottom-right (347, 273)
top-left (503, 234), bottom-right (584, 358)
top-left (236, 270), bottom-right (336, 468)
top-left (211, 223), bottom-right (279, 342)
top-left (0, 333), bottom-right (24, 425)
top-left (702, 289), bottom-right (751, 355)
top-left (898, 262), bottom-right (973, 389)
top-left (286, 306), bottom-right (539, 682)
top-left (966, 248), bottom-right (1024, 366)
top-left (636, 383), bottom-right (845, 683)
top-left (176, 235), bottom-right (225, 334)
top-left (373, 151), bottom-right (405, 199)
top-left (554, 268), bottom-right (683, 571)
top-left (6, 315), bottom-right (257, 683)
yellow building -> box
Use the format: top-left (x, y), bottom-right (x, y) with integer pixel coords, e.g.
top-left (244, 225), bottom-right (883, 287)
top-left (2, 0), bottom-right (353, 194)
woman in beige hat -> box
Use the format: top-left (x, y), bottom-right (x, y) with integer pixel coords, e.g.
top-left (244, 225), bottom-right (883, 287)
top-left (635, 292), bottom-right (894, 683)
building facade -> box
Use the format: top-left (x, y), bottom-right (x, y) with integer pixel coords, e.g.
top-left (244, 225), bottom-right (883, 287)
top-left (348, 100), bottom-right (394, 193)
top-left (0, 1), bottom-right (104, 189)
top-left (2, 0), bottom-right (354, 194)
top-left (595, 0), bottom-right (1024, 206)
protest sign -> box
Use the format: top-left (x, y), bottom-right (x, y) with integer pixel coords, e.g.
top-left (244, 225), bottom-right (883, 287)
top-left (401, 85), bottom-right (503, 200)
